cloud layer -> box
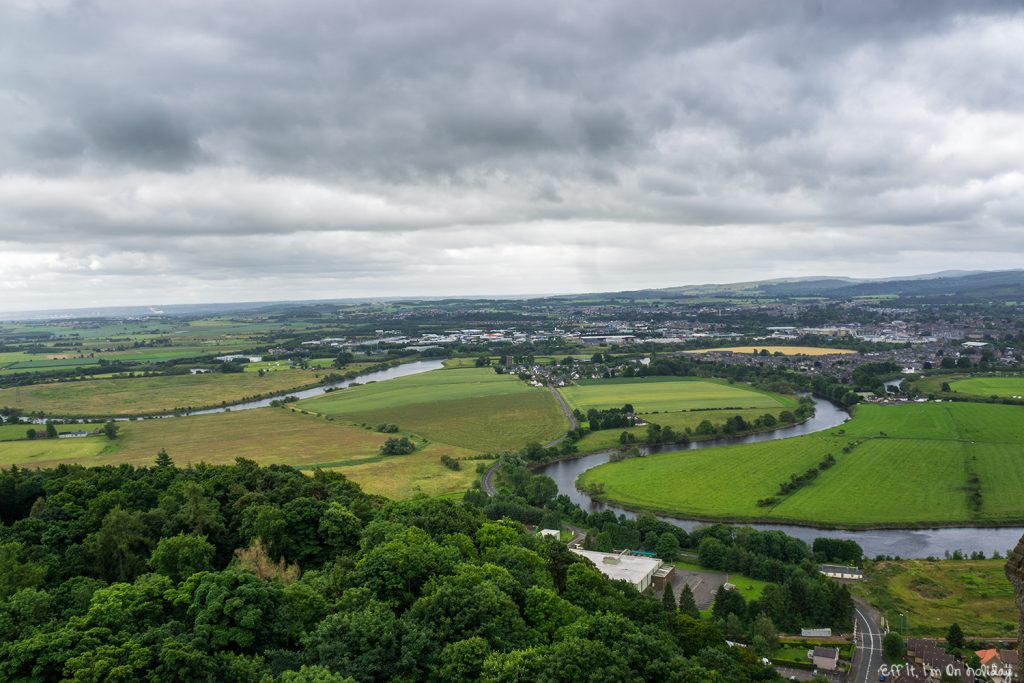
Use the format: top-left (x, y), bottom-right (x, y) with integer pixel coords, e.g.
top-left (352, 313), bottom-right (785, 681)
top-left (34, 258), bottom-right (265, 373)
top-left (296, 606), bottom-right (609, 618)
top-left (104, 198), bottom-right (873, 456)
top-left (2, 0), bottom-right (1023, 309)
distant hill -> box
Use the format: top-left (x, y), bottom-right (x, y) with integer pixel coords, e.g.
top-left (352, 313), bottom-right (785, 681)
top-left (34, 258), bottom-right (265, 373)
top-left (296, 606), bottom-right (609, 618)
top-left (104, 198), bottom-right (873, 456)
top-left (599, 270), bottom-right (1024, 302)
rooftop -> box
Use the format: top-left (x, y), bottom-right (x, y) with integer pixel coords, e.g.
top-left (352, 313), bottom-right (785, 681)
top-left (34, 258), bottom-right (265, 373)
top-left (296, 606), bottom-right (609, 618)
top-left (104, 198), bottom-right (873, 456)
top-left (570, 549), bottom-right (663, 585)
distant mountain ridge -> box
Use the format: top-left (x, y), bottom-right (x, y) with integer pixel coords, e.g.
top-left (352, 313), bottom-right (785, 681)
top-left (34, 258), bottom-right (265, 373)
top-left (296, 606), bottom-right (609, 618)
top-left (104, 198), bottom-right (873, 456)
top-left (601, 269), bottom-right (1024, 301)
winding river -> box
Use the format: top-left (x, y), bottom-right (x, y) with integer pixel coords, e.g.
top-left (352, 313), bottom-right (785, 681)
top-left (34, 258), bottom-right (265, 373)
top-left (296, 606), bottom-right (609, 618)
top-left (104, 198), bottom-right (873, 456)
top-left (30, 359), bottom-right (447, 422)
top-left (22, 362), bottom-right (1024, 557)
top-left (536, 396), bottom-right (1024, 559)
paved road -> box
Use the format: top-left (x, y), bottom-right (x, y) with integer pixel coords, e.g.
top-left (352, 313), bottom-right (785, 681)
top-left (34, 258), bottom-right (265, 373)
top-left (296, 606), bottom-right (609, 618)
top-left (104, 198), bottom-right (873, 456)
top-left (851, 599), bottom-right (883, 683)
top-left (483, 385), bottom-right (578, 497)
top-left (541, 385), bottom-right (579, 448)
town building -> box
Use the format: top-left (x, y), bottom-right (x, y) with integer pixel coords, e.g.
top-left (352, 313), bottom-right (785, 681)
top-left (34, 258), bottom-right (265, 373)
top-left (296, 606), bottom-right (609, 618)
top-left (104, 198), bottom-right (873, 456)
top-left (569, 549), bottom-right (669, 592)
top-left (891, 638), bottom-right (970, 682)
top-left (975, 648), bottom-right (1019, 683)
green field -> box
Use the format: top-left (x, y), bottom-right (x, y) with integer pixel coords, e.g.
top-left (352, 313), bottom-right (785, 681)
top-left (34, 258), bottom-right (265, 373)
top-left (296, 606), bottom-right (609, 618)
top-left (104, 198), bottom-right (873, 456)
top-left (0, 438), bottom-right (110, 466)
top-left (0, 423), bottom-right (102, 441)
top-left (561, 377), bottom-right (794, 454)
top-left (0, 369), bottom-right (326, 417)
top-left (0, 408), bottom-right (484, 498)
top-left (573, 407), bottom-right (790, 453)
top-left (561, 376), bottom-right (795, 413)
top-left (578, 402), bottom-right (1024, 527)
top-left (950, 376), bottom-right (1024, 399)
top-left (852, 560), bottom-right (1018, 638)
top-left (299, 368), bottom-right (567, 452)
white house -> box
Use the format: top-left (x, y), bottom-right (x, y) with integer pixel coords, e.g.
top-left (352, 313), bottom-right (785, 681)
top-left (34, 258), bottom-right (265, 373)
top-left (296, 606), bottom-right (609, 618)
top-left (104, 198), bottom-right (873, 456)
top-left (818, 564), bottom-right (863, 580)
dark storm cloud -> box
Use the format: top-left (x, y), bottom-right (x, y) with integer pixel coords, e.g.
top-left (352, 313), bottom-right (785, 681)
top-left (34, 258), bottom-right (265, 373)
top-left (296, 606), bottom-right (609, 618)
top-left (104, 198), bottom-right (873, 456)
top-left (1, 0), bottom-right (1023, 309)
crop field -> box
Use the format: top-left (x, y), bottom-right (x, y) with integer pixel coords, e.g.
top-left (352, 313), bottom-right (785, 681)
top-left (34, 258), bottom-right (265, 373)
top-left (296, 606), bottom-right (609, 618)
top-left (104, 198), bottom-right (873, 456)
top-left (578, 402), bottom-right (1024, 527)
top-left (852, 560), bottom-right (1018, 638)
top-left (0, 369), bottom-right (325, 417)
top-left (299, 368), bottom-right (567, 451)
top-left (950, 376), bottom-right (1024, 399)
top-left (0, 408), bottom-right (482, 498)
top-left (0, 438), bottom-right (110, 466)
top-left (322, 447), bottom-right (485, 498)
top-left (561, 376), bottom-right (794, 414)
top-left (0, 423), bottom-right (102, 441)
top-left (683, 345), bottom-right (857, 356)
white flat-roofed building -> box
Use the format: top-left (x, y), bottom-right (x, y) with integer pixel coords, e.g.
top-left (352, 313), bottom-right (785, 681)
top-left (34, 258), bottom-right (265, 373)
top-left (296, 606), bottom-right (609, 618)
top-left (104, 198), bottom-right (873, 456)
top-left (570, 549), bottom-right (664, 592)
top-left (818, 564), bottom-right (863, 580)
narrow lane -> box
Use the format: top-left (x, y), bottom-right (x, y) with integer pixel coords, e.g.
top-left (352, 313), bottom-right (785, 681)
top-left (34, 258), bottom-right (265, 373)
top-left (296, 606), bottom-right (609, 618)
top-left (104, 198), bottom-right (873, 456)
top-left (852, 599), bottom-right (883, 683)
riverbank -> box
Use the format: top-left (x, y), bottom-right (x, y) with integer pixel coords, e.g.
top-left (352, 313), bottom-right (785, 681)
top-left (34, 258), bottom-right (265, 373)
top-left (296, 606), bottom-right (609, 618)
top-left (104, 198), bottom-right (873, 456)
top-left (535, 396), bottom-right (1024, 558)
top-left (7, 358), bottom-right (436, 422)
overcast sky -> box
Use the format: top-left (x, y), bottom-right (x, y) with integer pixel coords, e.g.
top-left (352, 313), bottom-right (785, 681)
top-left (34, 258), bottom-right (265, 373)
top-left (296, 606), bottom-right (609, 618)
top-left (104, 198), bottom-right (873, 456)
top-left (2, 0), bottom-right (1023, 310)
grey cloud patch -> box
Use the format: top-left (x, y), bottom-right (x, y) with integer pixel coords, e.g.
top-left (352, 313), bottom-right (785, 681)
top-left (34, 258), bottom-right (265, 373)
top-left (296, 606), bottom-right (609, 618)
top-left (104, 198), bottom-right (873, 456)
top-left (81, 102), bottom-right (201, 170)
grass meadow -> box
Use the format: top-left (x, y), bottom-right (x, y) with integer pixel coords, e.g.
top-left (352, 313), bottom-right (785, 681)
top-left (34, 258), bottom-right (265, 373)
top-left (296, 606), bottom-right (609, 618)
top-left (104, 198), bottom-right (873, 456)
top-left (852, 560), bottom-right (1018, 638)
top-left (950, 376), bottom-right (1024, 399)
top-left (578, 402), bottom-right (1024, 527)
top-left (573, 407), bottom-right (789, 453)
top-left (299, 368), bottom-right (567, 452)
top-left (0, 408), bottom-right (484, 498)
top-left (0, 369), bottom-right (325, 416)
top-left (560, 376), bottom-right (795, 413)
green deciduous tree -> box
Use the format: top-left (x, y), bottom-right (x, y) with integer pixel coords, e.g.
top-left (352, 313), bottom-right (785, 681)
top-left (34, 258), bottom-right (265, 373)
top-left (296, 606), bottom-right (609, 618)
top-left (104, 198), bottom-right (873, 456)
top-left (183, 569), bottom-right (286, 652)
top-left (0, 541), bottom-right (47, 599)
top-left (84, 507), bottom-right (151, 583)
top-left (883, 631), bottom-right (905, 661)
top-left (303, 597), bottom-right (404, 681)
top-left (148, 532), bottom-right (215, 583)
top-left (655, 532), bottom-right (680, 561)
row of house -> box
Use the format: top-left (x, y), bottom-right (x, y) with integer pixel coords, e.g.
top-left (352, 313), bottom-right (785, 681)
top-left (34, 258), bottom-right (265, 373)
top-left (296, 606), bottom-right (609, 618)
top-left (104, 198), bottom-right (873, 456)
top-left (890, 638), bottom-right (1020, 682)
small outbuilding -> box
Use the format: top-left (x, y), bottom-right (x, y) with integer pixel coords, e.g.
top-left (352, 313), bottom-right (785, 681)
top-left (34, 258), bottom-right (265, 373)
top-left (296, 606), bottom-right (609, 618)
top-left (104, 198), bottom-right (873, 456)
top-left (811, 646), bottom-right (839, 671)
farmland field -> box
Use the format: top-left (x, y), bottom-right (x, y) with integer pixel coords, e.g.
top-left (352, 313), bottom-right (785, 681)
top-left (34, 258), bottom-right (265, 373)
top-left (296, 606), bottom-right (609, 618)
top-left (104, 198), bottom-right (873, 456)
top-left (851, 560), bottom-right (1018, 638)
top-left (0, 369), bottom-right (325, 417)
top-left (578, 402), bottom-right (1024, 527)
top-left (0, 408), bottom-right (483, 498)
top-left (560, 376), bottom-right (795, 413)
top-left (299, 368), bottom-right (567, 451)
top-left (572, 407), bottom-right (790, 453)
top-left (0, 423), bottom-right (102, 441)
top-left (0, 438), bottom-right (110, 466)
top-left (683, 345), bottom-right (857, 356)
top-left (949, 376), bottom-right (1024, 399)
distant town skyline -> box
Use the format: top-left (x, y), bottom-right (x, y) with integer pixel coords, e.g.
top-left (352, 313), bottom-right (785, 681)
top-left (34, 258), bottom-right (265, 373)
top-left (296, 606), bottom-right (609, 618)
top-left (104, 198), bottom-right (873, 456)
top-left (2, 1), bottom-right (1023, 310)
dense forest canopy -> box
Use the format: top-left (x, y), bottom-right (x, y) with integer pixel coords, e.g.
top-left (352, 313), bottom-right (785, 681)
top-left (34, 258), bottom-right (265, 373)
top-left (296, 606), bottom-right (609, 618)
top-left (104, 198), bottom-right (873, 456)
top-left (0, 456), bottom-right (852, 681)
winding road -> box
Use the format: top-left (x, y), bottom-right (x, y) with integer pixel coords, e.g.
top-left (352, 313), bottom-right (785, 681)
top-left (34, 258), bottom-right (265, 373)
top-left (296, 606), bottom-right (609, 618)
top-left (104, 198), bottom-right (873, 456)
top-left (482, 385), bottom-right (577, 496)
top-left (852, 599), bottom-right (883, 683)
